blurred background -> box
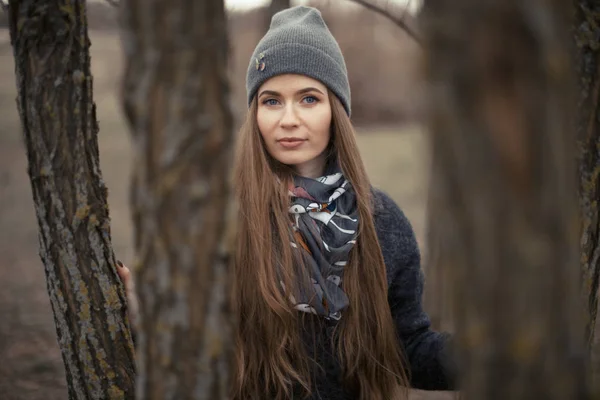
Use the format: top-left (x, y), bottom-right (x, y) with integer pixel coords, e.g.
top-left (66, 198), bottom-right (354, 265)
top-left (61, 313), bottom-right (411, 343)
top-left (0, 1), bottom-right (434, 398)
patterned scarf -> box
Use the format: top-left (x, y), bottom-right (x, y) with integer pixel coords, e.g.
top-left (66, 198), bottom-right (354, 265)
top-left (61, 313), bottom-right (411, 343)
top-left (287, 165), bottom-right (358, 320)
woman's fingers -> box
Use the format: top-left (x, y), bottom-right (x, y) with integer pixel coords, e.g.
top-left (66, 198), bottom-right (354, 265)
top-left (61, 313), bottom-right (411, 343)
top-left (116, 260), bottom-right (131, 285)
top-left (116, 259), bottom-right (140, 327)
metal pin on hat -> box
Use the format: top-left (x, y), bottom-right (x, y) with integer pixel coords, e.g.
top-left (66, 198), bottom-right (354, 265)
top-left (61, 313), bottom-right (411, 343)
top-left (255, 52), bottom-right (266, 71)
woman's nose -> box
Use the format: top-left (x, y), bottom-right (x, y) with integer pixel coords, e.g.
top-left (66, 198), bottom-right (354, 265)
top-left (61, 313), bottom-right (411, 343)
top-left (280, 104), bottom-right (300, 128)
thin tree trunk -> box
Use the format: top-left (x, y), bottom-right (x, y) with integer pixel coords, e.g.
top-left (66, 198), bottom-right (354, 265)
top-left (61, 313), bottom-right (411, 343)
top-left (266, 0), bottom-right (290, 31)
top-left (6, 1), bottom-right (136, 398)
top-left (119, 0), bottom-right (234, 398)
top-left (269, 0), bottom-right (290, 15)
top-left (574, 0), bottom-right (600, 385)
top-left (422, 0), bottom-right (589, 398)
top-left (423, 173), bottom-right (455, 333)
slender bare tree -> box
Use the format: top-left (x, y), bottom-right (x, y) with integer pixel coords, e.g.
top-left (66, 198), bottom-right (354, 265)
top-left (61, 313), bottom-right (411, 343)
top-left (574, 0), bottom-right (600, 384)
top-left (6, 0), bottom-right (136, 398)
top-left (119, 0), bottom-right (234, 398)
top-left (265, 0), bottom-right (290, 31)
top-left (422, 0), bottom-right (589, 398)
top-left (347, 0), bottom-right (421, 45)
top-left (269, 0), bottom-right (290, 14)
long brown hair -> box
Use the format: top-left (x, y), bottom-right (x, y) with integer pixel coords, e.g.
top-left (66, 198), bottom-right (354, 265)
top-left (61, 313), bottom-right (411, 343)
top-left (231, 91), bottom-right (410, 400)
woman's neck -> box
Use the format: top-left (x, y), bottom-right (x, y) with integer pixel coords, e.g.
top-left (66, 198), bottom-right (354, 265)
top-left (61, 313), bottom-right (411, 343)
top-left (292, 152), bottom-right (327, 179)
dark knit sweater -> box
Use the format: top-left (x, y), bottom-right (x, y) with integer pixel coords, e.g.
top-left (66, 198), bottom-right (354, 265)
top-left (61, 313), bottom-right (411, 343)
top-left (295, 188), bottom-right (455, 399)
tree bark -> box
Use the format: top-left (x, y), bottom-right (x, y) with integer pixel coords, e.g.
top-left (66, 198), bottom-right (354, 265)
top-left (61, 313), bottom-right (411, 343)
top-left (269, 0), bottom-right (290, 16)
top-left (422, 0), bottom-right (589, 398)
top-left (269, 0), bottom-right (291, 15)
top-left (574, 0), bottom-right (600, 384)
top-left (119, 0), bottom-right (234, 398)
top-left (266, 0), bottom-right (290, 31)
top-left (423, 173), bottom-right (455, 333)
top-left (6, 1), bottom-right (136, 399)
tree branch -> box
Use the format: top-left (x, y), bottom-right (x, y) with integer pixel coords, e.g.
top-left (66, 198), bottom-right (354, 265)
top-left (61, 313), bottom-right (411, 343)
top-left (346, 0), bottom-right (422, 46)
top-left (400, 0), bottom-right (413, 21)
top-left (1, 1), bottom-right (8, 13)
top-left (105, 0), bottom-right (119, 7)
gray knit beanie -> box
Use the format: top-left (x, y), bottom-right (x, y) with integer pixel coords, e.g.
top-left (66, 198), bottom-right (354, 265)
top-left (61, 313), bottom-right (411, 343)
top-left (246, 6), bottom-right (351, 116)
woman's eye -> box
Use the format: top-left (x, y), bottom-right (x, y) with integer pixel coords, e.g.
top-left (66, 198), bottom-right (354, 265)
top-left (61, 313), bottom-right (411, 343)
top-left (263, 98), bottom-right (280, 106)
top-left (302, 96), bottom-right (318, 104)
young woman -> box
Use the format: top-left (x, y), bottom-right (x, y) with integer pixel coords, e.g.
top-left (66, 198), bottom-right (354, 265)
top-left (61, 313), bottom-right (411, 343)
top-left (118, 5), bottom-right (455, 400)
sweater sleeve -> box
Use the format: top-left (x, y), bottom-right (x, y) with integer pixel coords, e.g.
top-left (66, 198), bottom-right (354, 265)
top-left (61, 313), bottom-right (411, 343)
top-left (372, 189), bottom-right (456, 391)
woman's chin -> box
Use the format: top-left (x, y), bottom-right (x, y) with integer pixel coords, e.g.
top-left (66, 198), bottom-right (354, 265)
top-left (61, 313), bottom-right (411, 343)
top-left (274, 154), bottom-right (312, 167)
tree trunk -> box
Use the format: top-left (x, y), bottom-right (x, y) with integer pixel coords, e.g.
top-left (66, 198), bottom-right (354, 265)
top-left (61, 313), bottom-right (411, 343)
top-left (269, 0), bottom-right (290, 15)
top-left (119, 0), bottom-right (234, 398)
top-left (6, 1), bottom-right (136, 399)
top-left (423, 173), bottom-right (455, 333)
top-left (422, 0), bottom-right (589, 398)
top-left (574, 0), bottom-right (600, 385)
top-left (266, 0), bottom-right (290, 31)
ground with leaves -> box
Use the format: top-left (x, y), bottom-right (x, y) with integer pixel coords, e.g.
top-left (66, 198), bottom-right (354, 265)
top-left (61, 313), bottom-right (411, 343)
top-left (0, 29), bottom-right (451, 400)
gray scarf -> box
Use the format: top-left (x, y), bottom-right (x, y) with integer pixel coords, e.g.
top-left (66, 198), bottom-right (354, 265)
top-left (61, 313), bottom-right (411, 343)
top-left (287, 165), bottom-right (358, 320)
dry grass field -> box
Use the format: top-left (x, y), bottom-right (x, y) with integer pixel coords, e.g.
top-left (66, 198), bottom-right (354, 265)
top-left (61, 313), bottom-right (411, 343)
top-left (0, 29), bottom-right (451, 400)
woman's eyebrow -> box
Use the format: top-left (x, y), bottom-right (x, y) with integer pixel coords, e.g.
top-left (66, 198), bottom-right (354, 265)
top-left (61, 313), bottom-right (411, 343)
top-left (258, 87), bottom-right (325, 98)
top-left (296, 87), bottom-right (324, 95)
top-left (258, 89), bottom-right (280, 98)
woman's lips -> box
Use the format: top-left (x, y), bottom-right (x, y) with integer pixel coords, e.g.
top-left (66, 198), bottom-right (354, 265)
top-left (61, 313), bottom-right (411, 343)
top-left (278, 138), bottom-right (306, 149)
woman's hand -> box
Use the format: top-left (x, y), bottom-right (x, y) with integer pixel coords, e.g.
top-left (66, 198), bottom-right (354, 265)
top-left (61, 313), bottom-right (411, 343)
top-left (117, 260), bottom-right (139, 328)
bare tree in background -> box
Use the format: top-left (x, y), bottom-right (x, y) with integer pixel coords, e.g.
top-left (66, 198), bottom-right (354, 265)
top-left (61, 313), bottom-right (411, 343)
top-left (6, 0), bottom-right (135, 398)
top-left (347, 0), bottom-right (421, 45)
top-left (270, 0), bottom-right (290, 14)
top-left (119, 0), bottom-right (234, 398)
top-left (265, 0), bottom-right (290, 31)
top-left (422, 0), bottom-right (589, 398)
top-left (574, 1), bottom-right (600, 385)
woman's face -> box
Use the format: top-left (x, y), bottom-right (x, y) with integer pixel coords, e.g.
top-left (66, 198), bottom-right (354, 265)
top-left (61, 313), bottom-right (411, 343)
top-left (256, 74), bottom-right (332, 179)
